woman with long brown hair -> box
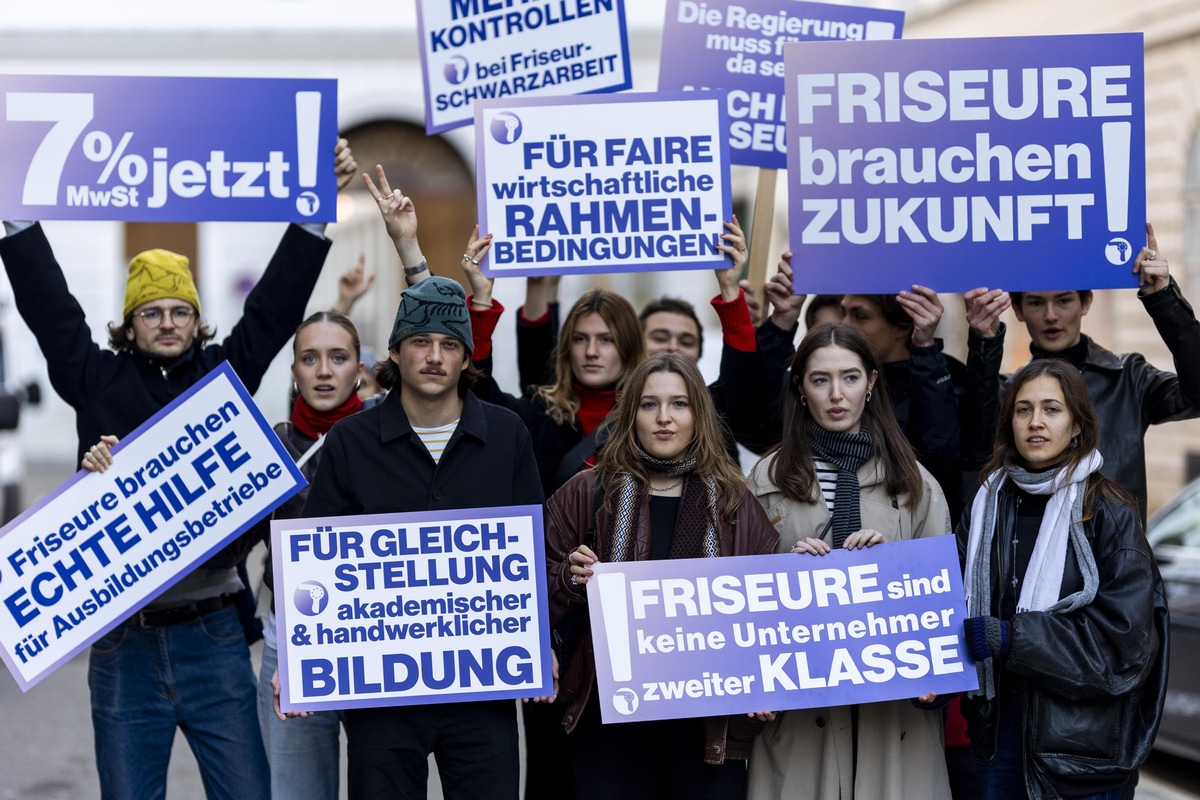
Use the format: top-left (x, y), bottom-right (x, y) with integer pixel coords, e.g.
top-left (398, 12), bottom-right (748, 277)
top-left (957, 359), bottom-right (1167, 800)
top-left (546, 352), bottom-right (778, 799)
top-left (746, 323), bottom-right (953, 799)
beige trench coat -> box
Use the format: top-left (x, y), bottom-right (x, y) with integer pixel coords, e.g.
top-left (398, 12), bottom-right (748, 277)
top-left (746, 453), bottom-right (954, 800)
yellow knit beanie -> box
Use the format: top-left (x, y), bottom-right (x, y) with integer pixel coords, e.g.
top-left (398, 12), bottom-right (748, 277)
top-left (123, 249), bottom-right (201, 319)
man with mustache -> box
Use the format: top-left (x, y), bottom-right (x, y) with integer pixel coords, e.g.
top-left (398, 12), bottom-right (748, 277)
top-left (301, 274), bottom-right (545, 799)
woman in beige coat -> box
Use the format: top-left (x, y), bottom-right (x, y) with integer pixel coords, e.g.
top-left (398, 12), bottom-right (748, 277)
top-left (746, 323), bottom-right (954, 800)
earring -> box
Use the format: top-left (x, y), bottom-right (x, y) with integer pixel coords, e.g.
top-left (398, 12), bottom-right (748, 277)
top-left (1070, 434), bottom-right (1079, 448)
top-left (800, 396), bottom-right (807, 406)
top-left (354, 377), bottom-right (362, 392)
top-left (865, 390), bottom-right (872, 403)
top-left (292, 380), bottom-right (298, 395)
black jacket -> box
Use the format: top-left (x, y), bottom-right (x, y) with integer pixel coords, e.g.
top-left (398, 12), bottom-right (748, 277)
top-left (956, 479), bottom-right (1169, 798)
top-left (0, 222), bottom-right (331, 465)
top-left (966, 279), bottom-right (1200, 524)
top-left (301, 388), bottom-right (544, 519)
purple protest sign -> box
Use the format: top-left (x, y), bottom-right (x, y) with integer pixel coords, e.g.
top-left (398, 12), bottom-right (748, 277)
top-left (784, 33), bottom-right (1146, 293)
top-left (658, 0), bottom-right (904, 169)
top-left (476, 91), bottom-right (733, 278)
top-left (272, 505), bottom-right (553, 712)
top-left (586, 535), bottom-right (977, 724)
top-left (416, 0), bottom-right (632, 135)
top-left (0, 363), bottom-right (305, 691)
top-left (0, 75), bottom-right (338, 222)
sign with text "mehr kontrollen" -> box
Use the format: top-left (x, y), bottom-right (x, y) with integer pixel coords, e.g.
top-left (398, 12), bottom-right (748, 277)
top-left (785, 33), bottom-right (1145, 293)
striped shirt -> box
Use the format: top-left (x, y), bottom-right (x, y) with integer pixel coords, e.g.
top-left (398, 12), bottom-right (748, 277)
top-left (815, 459), bottom-right (839, 513)
top-left (413, 420), bottom-right (459, 464)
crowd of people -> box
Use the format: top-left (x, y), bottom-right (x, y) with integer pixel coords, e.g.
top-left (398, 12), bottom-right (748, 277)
top-left (0, 144), bottom-right (1185, 799)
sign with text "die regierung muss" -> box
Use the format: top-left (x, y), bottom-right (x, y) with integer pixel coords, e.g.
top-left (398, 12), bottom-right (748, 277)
top-left (785, 33), bottom-right (1145, 293)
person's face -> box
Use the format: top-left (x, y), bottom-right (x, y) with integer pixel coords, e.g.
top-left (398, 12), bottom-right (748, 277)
top-left (636, 371), bottom-right (695, 461)
top-left (1012, 374), bottom-right (1080, 470)
top-left (1013, 291), bottom-right (1092, 352)
top-left (801, 345), bottom-right (876, 435)
top-left (642, 311), bottom-right (701, 363)
top-left (841, 295), bottom-right (909, 362)
top-left (291, 322), bottom-right (359, 412)
top-left (125, 298), bottom-right (200, 358)
top-left (570, 313), bottom-right (623, 389)
top-left (356, 362), bottom-right (381, 401)
top-left (810, 303), bottom-right (843, 329)
top-left (390, 333), bottom-right (467, 403)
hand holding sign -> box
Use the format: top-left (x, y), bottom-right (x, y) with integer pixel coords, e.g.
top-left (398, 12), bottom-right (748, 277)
top-left (896, 286), bottom-right (944, 349)
top-left (462, 225), bottom-right (496, 310)
top-left (764, 252), bottom-right (806, 332)
top-left (81, 435), bottom-right (119, 473)
top-left (964, 288), bottom-right (1011, 339)
top-left (1135, 222), bottom-right (1170, 294)
top-left (333, 138), bottom-right (357, 193)
top-left (713, 216), bottom-right (748, 302)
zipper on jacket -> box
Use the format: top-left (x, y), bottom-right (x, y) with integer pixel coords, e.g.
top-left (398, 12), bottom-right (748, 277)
top-left (160, 366), bottom-right (169, 381)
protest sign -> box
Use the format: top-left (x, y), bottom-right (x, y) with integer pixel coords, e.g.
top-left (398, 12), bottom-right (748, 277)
top-left (416, 0), bottom-right (632, 134)
top-left (476, 92), bottom-right (733, 278)
top-left (784, 33), bottom-right (1146, 293)
top-left (272, 505), bottom-right (552, 712)
top-left (659, 0), bottom-right (904, 169)
top-left (0, 75), bottom-right (338, 222)
top-left (0, 363), bottom-right (305, 690)
top-left (587, 535), bottom-right (977, 723)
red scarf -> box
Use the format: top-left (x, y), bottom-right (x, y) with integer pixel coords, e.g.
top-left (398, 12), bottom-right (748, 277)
top-left (291, 392), bottom-right (363, 439)
top-left (574, 382), bottom-right (617, 435)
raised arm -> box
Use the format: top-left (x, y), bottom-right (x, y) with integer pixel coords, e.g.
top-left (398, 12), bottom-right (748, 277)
top-left (1135, 223), bottom-right (1200, 422)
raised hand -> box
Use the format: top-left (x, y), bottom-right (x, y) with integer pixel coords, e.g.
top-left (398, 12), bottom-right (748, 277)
top-left (963, 287), bottom-right (1010, 339)
top-left (1135, 221), bottom-right (1169, 294)
top-left (896, 285), bottom-right (944, 348)
top-left (333, 138), bottom-right (358, 192)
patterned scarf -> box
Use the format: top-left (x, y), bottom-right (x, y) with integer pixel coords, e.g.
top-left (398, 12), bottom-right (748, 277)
top-left (805, 417), bottom-right (873, 547)
top-left (607, 445), bottom-right (719, 563)
top-left (963, 450), bottom-right (1103, 700)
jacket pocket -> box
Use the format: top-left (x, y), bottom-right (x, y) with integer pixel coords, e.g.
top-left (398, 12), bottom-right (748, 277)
top-left (1030, 690), bottom-right (1118, 761)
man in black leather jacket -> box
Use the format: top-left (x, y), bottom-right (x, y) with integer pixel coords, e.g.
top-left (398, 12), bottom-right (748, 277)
top-left (964, 225), bottom-right (1200, 525)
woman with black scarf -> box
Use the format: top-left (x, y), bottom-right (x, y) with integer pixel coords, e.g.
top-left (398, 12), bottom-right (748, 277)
top-left (545, 352), bottom-right (778, 799)
top-left (745, 323), bottom-right (953, 800)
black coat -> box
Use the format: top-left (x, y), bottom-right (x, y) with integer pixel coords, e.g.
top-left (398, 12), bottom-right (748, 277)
top-left (966, 278), bottom-right (1200, 524)
top-left (300, 388), bottom-right (544, 519)
top-left (0, 222), bottom-right (331, 465)
top-left (956, 479), bottom-right (1168, 798)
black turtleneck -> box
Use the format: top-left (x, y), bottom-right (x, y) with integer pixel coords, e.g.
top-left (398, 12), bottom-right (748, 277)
top-left (1030, 334), bottom-right (1089, 369)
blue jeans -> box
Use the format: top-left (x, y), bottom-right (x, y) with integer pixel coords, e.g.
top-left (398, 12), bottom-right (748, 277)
top-left (257, 640), bottom-right (343, 800)
top-left (88, 605), bottom-right (270, 800)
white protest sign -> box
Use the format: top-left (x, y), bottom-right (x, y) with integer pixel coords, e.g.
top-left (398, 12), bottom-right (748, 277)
top-left (0, 363), bottom-right (304, 690)
top-left (477, 91), bottom-right (733, 278)
top-left (273, 505), bottom-right (552, 712)
top-left (417, 0), bottom-right (632, 133)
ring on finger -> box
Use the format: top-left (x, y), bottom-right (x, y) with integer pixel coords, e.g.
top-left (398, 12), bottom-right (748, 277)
top-left (1148, 249), bottom-right (1158, 260)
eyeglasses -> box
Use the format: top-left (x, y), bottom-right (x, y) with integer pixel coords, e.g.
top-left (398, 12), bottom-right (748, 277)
top-left (133, 307), bottom-right (197, 328)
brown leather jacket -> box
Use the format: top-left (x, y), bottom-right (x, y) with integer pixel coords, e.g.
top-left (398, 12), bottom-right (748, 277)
top-left (545, 469), bottom-right (780, 764)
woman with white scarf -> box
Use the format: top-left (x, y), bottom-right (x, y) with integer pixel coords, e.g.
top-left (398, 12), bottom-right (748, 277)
top-left (959, 359), bottom-right (1168, 800)
top-left (545, 352), bottom-right (779, 799)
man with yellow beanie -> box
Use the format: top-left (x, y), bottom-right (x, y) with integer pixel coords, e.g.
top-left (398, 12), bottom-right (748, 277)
top-left (0, 139), bottom-right (357, 800)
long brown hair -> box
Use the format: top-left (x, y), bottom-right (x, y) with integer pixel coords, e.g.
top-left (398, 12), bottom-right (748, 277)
top-left (536, 288), bottom-right (646, 425)
top-left (768, 323), bottom-right (924, 506)
top-left (595, 352), bottom-right (745, 521)
top-left (984, 359), bottom-right (1130, 518)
